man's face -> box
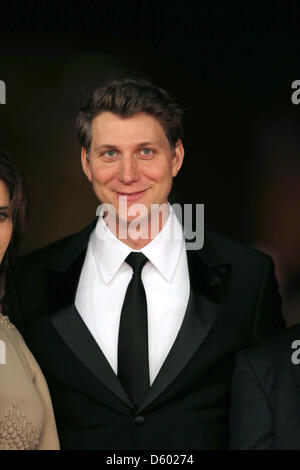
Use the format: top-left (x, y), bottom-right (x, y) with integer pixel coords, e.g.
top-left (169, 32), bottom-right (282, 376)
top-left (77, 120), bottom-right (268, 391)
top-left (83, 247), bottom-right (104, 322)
top-left (81, 111), bottom-right (184, 224)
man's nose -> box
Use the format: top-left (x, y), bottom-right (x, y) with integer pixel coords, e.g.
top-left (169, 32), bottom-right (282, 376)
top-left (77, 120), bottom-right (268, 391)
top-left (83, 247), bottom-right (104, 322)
top-left (118, 155), bottom-right (140, 183)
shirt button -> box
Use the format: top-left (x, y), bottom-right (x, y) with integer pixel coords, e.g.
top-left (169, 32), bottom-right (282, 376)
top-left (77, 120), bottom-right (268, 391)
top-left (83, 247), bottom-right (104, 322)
top-left (134, 415), bottom-right (145, 425)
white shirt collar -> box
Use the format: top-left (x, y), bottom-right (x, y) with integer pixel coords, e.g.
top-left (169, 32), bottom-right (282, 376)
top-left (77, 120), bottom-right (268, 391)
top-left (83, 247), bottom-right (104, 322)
top-left (90, 203), bottom-right (184, 284)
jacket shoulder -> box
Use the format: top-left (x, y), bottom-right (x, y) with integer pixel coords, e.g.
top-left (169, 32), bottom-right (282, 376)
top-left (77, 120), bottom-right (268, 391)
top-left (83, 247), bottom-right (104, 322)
top-left (206, 231), bottom-right (273, 271)
top-left (234, 325), bottom-right (299, 397)
top-left (18, 232), bottom-right (78, 271)
top-left (14, 219), bottom-right (97, 274)
top-left (241, 324), bottom-right (300, 367)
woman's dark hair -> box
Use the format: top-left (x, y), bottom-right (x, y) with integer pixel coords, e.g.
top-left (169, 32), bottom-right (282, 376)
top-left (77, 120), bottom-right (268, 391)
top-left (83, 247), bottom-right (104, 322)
top-left (77, 78), bottom-right (184, 154)
top-left (0, 152), bottom-right (29, 271)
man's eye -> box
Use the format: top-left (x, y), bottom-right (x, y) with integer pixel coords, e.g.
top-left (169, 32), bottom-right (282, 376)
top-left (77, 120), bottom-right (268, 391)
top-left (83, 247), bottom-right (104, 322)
top-left (0, 212), bottom-right (8, 221)
top-left (141, 148), bottom-right (153, 156)
top-left (104, 150), bottom-right (117, 157)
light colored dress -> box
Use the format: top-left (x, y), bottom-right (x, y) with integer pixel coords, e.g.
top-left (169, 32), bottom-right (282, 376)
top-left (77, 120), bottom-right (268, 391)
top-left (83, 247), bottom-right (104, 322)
top-left (0, 313), bottom-right (60, 450)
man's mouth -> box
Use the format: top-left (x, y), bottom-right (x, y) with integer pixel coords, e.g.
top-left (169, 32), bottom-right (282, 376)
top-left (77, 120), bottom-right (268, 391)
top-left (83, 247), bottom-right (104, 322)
top-left (115, 189), bottom-right (148, 200)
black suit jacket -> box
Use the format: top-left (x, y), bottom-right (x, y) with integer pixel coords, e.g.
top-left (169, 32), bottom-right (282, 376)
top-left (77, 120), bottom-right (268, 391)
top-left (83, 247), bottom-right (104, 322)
top-left (230, 323), bottom-right (300, 450)
top-left (4, 220), bottom-right (285, 449)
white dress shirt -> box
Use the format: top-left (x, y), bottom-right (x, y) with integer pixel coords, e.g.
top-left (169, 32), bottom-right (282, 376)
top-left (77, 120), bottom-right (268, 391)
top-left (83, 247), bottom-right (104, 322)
top-left (75, 204), bottom-right (190, 385)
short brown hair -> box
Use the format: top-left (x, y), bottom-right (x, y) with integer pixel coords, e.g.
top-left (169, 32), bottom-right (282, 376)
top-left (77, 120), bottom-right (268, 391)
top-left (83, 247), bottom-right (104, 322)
top-left (0, 152), bottom-right (29, 270)
top-left (76, 78), bottom-right (184, 153)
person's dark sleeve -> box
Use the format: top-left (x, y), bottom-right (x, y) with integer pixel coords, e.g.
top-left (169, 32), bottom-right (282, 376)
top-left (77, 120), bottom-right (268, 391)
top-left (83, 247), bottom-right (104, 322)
top-left (229, 350), bottom-right (275, 450)
top-left (252, 255), bottom-right (285, 342)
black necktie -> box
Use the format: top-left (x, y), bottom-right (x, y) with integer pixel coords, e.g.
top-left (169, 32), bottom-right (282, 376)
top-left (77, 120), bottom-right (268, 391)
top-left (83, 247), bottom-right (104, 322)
top-left (118, 252), bottom-right (150, 407)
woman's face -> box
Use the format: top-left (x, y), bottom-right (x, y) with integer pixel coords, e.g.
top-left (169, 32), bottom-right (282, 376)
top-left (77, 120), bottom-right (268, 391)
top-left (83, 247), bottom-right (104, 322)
top-left (0, 180), bottom-right (13, 264)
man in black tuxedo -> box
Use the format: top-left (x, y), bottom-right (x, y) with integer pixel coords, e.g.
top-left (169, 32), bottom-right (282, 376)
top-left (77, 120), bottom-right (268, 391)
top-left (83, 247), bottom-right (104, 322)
top-left (5, 78), bottom-right (285, 449)
top-left (230, 323), bottom-right (300, 449)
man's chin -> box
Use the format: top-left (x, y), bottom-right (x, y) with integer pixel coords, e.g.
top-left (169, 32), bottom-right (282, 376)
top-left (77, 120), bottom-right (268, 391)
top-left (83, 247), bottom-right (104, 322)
top-left (116, 211), bottom-right (149, 225)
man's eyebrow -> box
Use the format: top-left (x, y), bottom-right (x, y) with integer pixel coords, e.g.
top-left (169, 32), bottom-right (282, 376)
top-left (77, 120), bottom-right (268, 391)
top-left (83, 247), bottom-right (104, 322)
top-left (93, 141), bottom-right (161, 152)
top-left (135, 141), bottom-right (160, 147)
top-left (0, 206), bottom-right (9, 210)
top-left (94, 144), bottom-right (118, 152)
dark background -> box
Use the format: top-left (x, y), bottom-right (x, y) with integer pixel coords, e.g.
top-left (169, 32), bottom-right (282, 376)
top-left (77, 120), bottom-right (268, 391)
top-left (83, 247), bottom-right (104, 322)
top-left (0, 0), bottom-right (299, 323)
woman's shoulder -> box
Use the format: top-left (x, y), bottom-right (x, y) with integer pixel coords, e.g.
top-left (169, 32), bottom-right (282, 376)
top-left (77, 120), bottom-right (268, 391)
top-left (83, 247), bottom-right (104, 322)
top-left (0, 313), bottom-right (20, 347)
top-left (0, 313), bottom-right (26, 349)
top-left (0, 312), bottom-right (41, 383)
top-left (0, 312), bottom-right (17, 330)
top-left (0, 313), bottom-right (49, 387)
top-left (0, 312), bottom-right (32, 373)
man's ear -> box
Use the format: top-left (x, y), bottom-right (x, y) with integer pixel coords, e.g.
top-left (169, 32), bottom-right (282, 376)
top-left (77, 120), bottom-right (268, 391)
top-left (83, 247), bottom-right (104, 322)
top-left (172, 140), bottom-right (184, 177)
top-left (81, 147), bottom-right (92, 182)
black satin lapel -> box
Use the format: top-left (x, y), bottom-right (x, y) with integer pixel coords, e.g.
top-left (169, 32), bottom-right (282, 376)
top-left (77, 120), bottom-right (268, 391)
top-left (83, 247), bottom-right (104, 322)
top-left (137, 288), bottom-right (220, 412)
top-left (137, 248), bottom-right (232, 412)
top-left (50, 304), bottom-right (134, 409)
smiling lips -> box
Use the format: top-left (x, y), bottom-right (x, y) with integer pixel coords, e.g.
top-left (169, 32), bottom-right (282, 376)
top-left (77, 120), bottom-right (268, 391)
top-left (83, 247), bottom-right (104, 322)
top-left (115, 189), bottom-right (148, 200)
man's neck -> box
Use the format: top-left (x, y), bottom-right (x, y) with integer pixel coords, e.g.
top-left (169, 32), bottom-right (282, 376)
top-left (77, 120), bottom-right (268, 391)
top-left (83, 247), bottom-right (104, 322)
top-left (104, 203), bottom-right (170, 250)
